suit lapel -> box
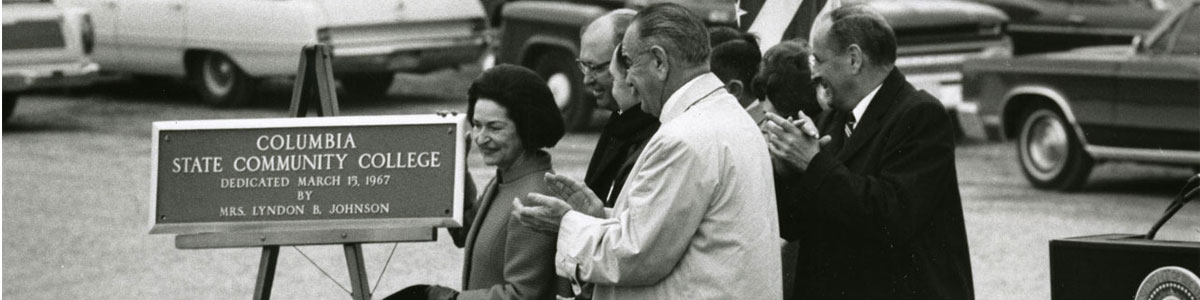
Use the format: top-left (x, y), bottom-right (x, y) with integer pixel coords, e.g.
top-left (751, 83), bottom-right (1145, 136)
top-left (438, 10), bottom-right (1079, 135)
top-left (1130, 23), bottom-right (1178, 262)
top-left (837, 70), bottom-right (907, 161)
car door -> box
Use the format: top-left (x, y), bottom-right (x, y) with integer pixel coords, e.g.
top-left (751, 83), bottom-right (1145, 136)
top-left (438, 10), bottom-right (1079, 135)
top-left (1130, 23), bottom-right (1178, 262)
top-left (115, 0), bottom-right (184, 75)
top-left (1114, 6), bottom-right (1200, 152)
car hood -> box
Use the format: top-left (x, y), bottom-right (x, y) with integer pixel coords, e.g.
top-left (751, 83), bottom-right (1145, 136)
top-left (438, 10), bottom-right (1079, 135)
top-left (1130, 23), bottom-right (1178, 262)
top-left (853, 0), bottom-right (1008, 28)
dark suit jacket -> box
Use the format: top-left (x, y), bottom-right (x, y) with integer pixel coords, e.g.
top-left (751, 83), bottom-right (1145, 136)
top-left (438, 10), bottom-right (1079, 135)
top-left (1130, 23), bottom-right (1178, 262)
top-left (584, 107), bottom-right (659, 207)
top-left (449, 151), bottom-right (560, 300)
top-left (776, 69), bottom-right (974, 300)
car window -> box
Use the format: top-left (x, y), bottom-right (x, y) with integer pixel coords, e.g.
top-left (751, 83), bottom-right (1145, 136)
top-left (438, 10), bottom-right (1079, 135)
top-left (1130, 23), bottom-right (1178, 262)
top-left (1168, 6), bottom-right (1200, 55)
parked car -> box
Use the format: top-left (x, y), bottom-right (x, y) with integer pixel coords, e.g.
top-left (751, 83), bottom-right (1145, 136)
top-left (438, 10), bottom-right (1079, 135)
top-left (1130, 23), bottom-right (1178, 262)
top-left (492, 0), bottom-right (735, 131)
top-left (964, 0), bottom-right (1187, 55)
top-left (961, 0), bottom-right (1200, 190)
top-left (493, 0), bottom-right (1011, 131)
top-left (3, 0), bottom-right (100, 122)
top-left (61, 0), bottom-right (489, 106)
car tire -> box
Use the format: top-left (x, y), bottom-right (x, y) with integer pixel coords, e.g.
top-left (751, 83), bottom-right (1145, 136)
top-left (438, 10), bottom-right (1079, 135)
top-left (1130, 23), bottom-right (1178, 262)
top-left (195, 52), bottom-right (256, 107)
top-left (4, 93), bottom-right (18, 123)
top-left (341, 73), bottom-right (395, 101)
top-left (1017, 106), bottom-right (1093, 191)
top-left (534, 50), bottom-right (592, 132)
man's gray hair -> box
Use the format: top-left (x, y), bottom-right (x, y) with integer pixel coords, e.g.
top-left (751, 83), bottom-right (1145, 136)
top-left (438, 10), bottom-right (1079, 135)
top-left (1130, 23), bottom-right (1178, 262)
top-left (634, 3), bottom-right (711, 65)
top-left (824, 4), bottom-right (897, 67)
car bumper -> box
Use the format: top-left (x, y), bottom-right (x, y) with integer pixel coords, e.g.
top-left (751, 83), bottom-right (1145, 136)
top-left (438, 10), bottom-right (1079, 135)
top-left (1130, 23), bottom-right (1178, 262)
top-left (957, 106), bottom-right (1006, 141)
top-left (3, 60), bottom-right (100, 92)
top-left (332, 39), bottom-right (487, 74)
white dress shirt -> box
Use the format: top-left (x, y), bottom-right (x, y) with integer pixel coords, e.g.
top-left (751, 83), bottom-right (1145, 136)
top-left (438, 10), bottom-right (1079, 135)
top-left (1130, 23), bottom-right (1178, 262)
top-left (849, 83), bottom-right (882, 130)
top-left (555, 73), bottom-right (783, 299)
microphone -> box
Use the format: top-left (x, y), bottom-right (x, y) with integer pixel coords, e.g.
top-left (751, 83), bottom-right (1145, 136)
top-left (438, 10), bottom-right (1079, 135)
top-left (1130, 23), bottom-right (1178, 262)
top-left (1145, 173), bottom-right (1200, 240)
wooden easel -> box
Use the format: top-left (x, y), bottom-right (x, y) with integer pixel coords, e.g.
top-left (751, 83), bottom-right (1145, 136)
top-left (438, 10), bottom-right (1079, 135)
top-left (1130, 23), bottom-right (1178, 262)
top-left (175, 44), bottom-right (436, 300)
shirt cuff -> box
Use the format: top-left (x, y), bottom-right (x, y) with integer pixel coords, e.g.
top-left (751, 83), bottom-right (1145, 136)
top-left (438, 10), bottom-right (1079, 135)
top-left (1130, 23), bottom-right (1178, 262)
top-left (555, 210), bottom-right (601, 281)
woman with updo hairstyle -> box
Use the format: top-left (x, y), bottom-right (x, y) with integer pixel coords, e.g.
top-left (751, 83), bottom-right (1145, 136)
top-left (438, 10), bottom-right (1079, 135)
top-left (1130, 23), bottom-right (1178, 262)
top-left (387, 65), bottom-right (565, 300)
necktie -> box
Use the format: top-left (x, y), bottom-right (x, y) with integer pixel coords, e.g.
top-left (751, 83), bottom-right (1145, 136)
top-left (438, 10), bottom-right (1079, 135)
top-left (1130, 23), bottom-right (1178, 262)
top-left (844, 114), bottom-right (856, 140)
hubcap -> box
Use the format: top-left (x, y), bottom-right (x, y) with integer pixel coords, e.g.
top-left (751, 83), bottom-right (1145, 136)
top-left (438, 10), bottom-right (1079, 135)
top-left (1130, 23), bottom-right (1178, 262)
top-left (203, 55), bottom-right (236, 97)
top-left (1026, 112), bottom-right (1068, 175)
top-left (546, 73), bottom-right (572, 109)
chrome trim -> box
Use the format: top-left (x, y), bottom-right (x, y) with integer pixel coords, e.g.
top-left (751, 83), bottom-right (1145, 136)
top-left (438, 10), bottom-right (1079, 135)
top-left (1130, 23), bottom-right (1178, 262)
top-left (1087, 145), bottom-right (1200, 165)
top-left (1008, 24), bottom-right (1147, 37)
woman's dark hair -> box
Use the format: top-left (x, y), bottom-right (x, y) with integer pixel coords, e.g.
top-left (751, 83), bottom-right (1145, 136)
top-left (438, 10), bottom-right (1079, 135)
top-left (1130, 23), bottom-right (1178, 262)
top-left (753, 39), bottom-right (821, 119)
top-left (467, 64), bottom-right (565, 149)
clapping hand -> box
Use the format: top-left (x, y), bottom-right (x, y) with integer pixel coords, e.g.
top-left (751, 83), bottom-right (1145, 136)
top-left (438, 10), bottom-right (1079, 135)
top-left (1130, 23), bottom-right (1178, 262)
top-left (763, 112), bottom-right (831, 173)
top-left (512, 173), bottom-right (606, 233)
top-left (544, 173), bottom-right (606, 218)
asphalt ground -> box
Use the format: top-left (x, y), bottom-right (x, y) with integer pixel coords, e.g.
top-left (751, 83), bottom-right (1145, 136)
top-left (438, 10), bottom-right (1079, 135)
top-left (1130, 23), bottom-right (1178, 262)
top-left (3, 68), bottom-right (1198, 299)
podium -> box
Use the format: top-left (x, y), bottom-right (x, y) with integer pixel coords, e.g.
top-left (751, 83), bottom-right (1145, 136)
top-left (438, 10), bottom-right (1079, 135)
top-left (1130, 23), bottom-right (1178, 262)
top-left (1050, 234), bottom-right (1200, 300)
top-left (1050, 175), bottom-right (1200, 300)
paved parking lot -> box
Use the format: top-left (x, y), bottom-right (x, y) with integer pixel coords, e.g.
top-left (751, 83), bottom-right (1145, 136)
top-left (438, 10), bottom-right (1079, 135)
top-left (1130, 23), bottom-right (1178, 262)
top-left (3, 73), bottom-right (1198, 300)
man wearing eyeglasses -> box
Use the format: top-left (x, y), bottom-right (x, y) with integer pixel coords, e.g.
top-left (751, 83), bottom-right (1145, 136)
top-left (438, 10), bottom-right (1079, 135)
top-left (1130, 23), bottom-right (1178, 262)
top-left (578, 9), bottom-right (660, 210)
top-left (513, 3), bottom-right (782, 299)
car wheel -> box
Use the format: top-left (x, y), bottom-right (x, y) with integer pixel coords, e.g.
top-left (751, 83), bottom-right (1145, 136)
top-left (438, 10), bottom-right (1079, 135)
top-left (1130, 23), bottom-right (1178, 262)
top-left (340, 73), bottom-right (395, 101)
top-left (195, 52), bottom-right (256, 107)
top-left (534, 50), bottom-right (592, 131)
top-left (1017, 106), bottom-right (1093, 190)
top-left (4, 93), bottom-right (18, 123)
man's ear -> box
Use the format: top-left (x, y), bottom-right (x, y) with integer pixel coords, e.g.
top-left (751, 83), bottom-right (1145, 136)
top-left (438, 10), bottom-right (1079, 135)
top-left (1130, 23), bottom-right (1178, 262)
top-left (650, 45), bottom-right (670, 80)
top-left (847, 44), bottom-right (864, 74)
top-left (726, 80), bottom-right (745, 98)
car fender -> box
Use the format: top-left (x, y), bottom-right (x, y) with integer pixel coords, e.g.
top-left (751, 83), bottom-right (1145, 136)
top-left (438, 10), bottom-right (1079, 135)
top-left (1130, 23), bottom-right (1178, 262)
top-left (1000, 85), bottom-right (1091, 146)
top-left (499, 1), bottom-right (603, 65)
top-left (184, 0), bottom-right (324, 77)
top-left (517, 35), bottom-right (579, 67)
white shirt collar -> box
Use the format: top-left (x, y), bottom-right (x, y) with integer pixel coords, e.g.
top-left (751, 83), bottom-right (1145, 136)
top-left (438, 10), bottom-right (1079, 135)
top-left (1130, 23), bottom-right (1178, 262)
top-left (660, 73), bottom-right (724, 124)
top-left (850, 83), bottom-right (883, 130)
top-left (745, 99), bottom-right (762, 111)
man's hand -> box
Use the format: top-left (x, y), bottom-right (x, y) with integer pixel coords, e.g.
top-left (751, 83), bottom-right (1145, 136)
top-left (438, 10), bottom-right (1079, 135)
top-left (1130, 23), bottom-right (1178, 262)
top-left (763, 112), bottom-right (831, 173)
top-left (512, 193), bottom-right (572, 234)
top-left (544, 173), bottom-right (606, 218)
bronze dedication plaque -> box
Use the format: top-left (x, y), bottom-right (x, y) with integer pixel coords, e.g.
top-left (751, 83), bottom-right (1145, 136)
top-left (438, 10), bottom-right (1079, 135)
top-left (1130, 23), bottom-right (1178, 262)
top-left (150, 115), bottom-right (466, 234)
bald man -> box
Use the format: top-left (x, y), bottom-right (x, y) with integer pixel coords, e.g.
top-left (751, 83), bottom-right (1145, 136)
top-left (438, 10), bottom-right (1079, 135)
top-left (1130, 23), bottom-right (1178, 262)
top-left (578, 9), bottom-right (660, 208)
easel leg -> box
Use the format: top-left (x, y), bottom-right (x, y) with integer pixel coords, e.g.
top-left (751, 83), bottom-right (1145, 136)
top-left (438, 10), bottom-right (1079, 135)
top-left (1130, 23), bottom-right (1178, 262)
top-left (254, 245), bottom-right (281, 300)
top-left (344, 243), bottom-right (371, 300)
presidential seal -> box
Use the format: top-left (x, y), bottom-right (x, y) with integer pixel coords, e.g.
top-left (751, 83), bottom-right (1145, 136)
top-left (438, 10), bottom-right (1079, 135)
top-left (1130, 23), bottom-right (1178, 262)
top-left (1136, 266), bottom-right (1200, 300)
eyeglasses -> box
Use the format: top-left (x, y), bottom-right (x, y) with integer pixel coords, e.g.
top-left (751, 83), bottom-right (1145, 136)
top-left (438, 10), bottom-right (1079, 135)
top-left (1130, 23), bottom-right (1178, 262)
top-left (576, 59), bottom-right (611, 75)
